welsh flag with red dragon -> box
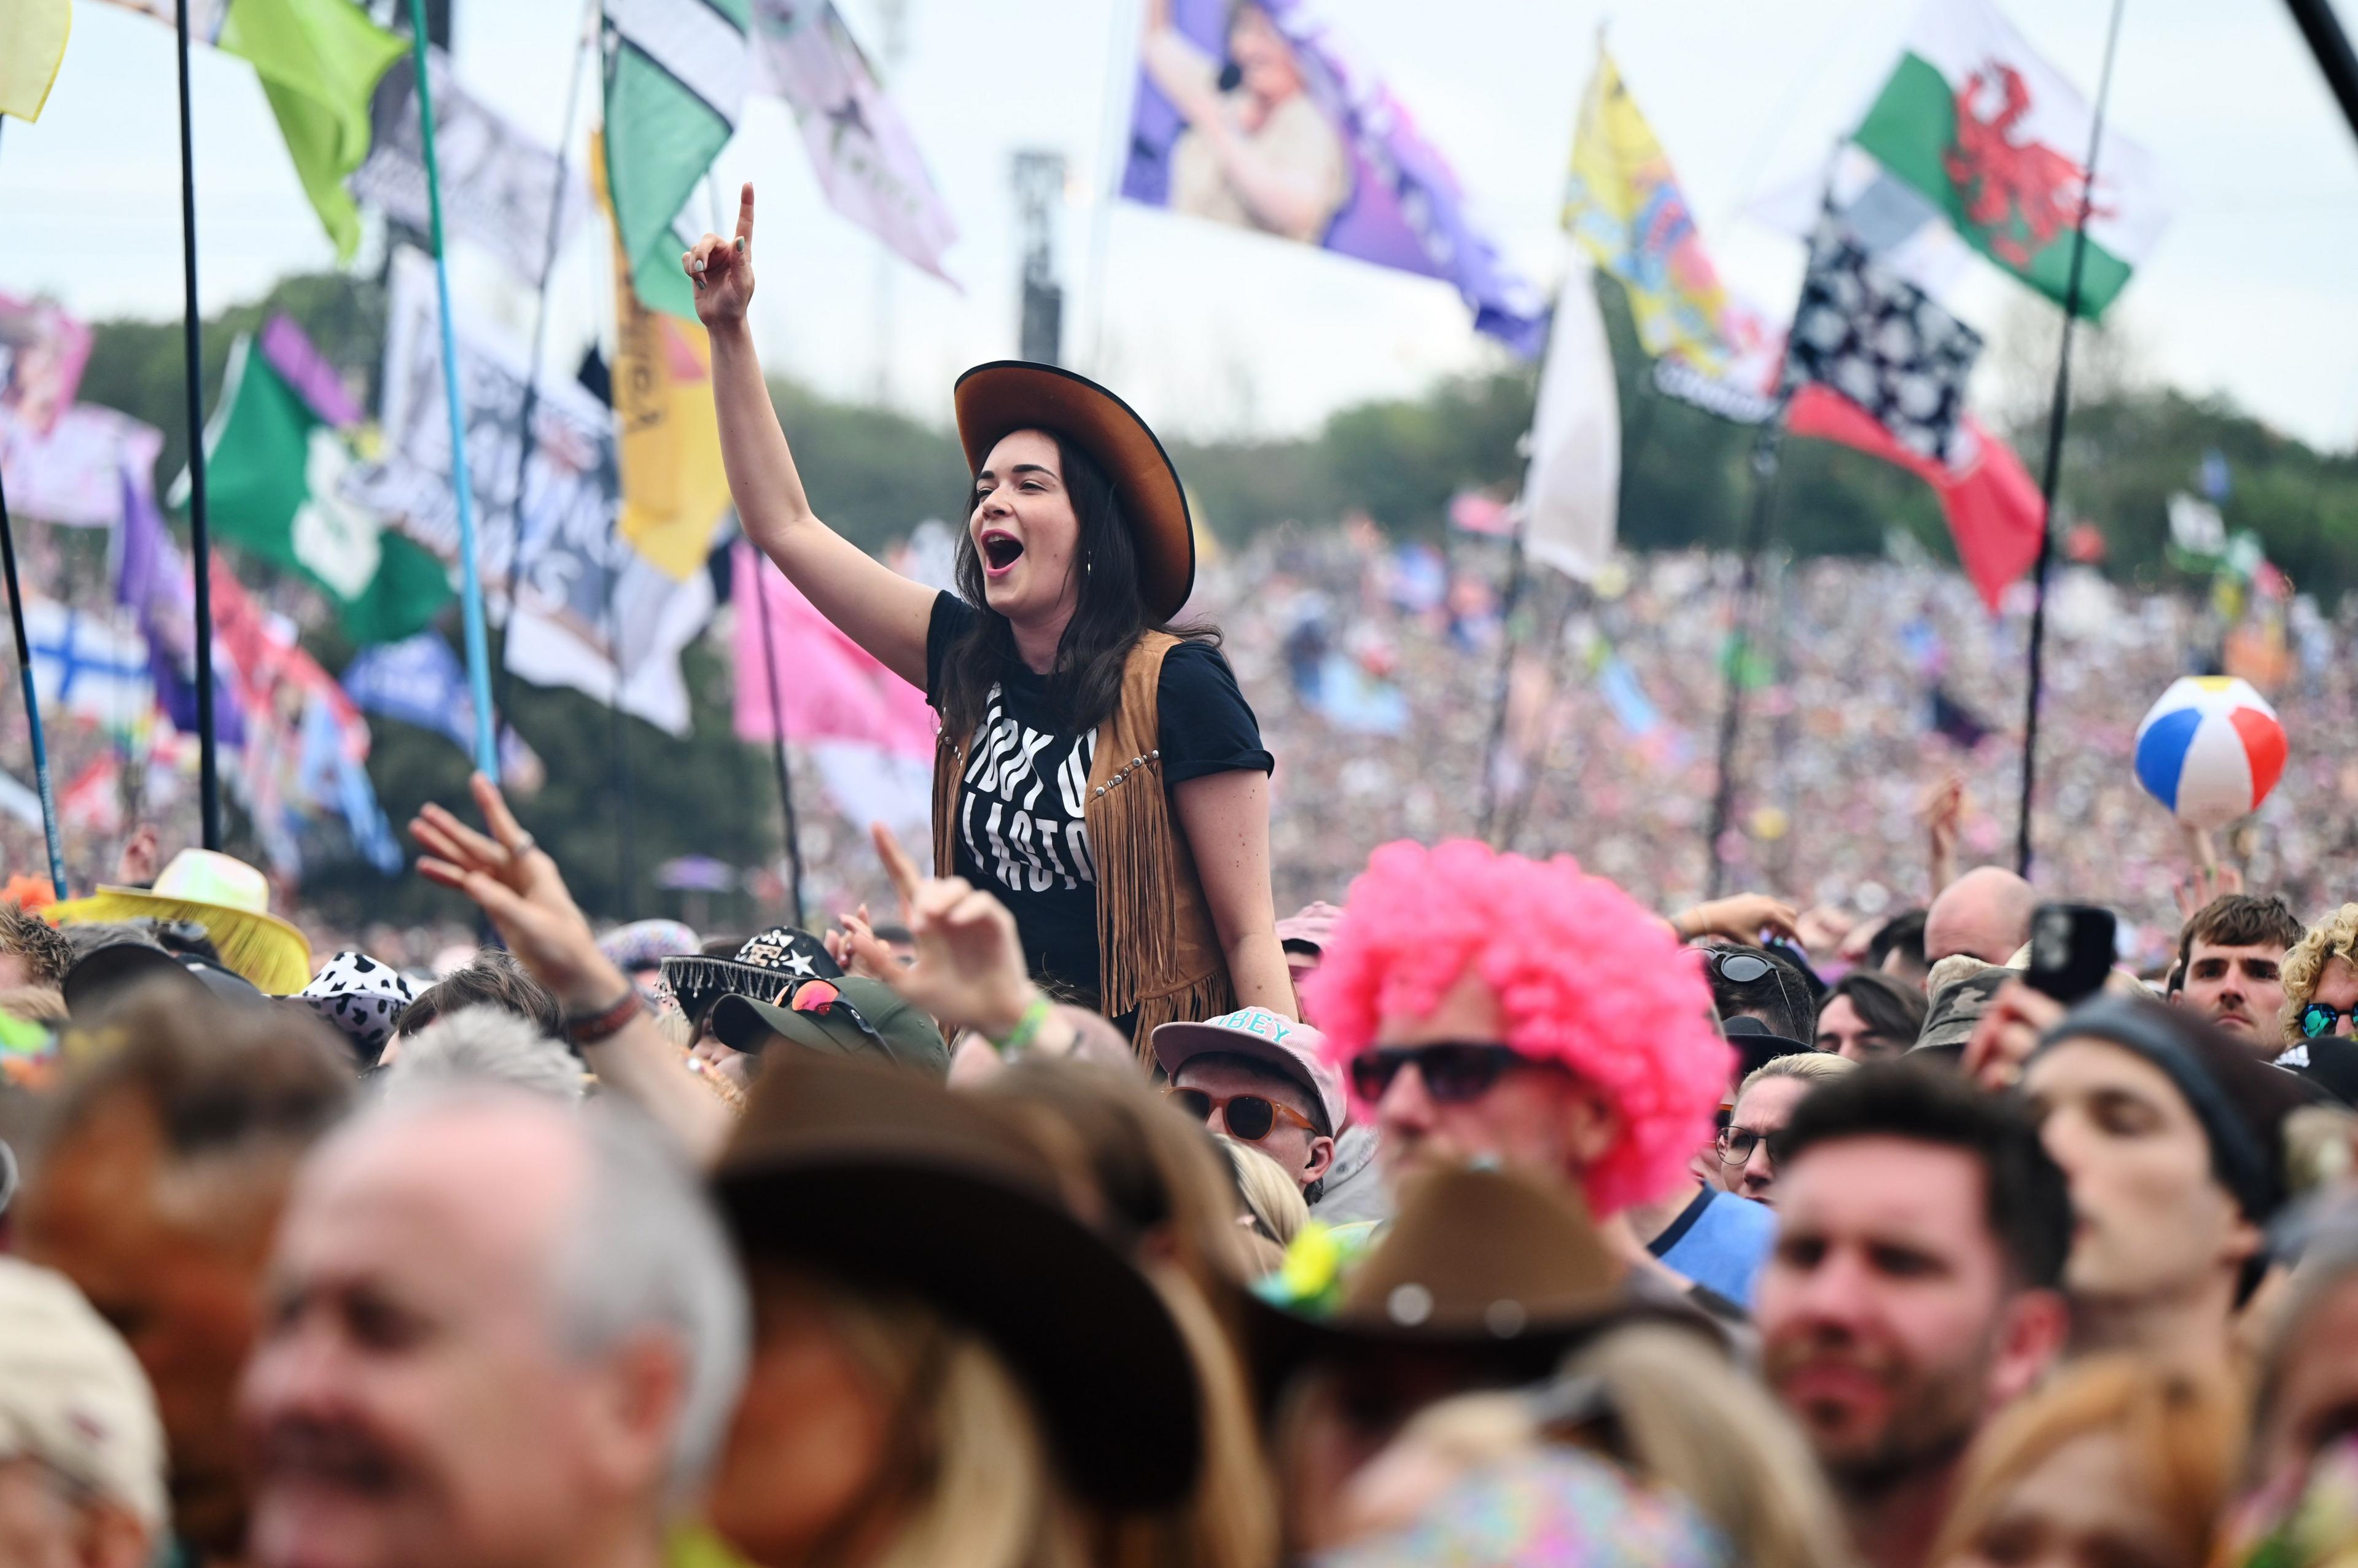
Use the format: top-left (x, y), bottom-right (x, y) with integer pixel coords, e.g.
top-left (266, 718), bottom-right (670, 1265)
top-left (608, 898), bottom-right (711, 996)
top-left (1852, 0), bottom-right (2169, 320)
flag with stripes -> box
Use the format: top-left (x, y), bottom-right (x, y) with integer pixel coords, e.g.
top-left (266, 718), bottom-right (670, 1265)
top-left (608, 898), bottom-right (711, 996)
top-left (602, 0), bottom-right (751, 319)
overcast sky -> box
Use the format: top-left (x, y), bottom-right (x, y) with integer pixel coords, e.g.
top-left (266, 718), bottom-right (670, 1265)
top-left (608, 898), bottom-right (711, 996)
top-left (3, 0), bottom-right (2355, 457)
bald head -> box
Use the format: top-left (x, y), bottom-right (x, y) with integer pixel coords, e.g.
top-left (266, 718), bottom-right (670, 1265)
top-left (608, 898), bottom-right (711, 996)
top-left (1924, 867), bottom-right (2037, 966)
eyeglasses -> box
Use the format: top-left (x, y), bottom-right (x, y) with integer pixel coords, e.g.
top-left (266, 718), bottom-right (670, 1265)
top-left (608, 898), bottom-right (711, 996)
top-left (1165, 1087), bottom-right (1319, 1143)
top-left (1347, 1043), bottom-right (1527, 1106)
top-left (2303, 1001), bottom-right (2356, 1040)
top-left (1715, 1126), bottom-right (1774, 1166)
top-left (774, 977), bottom-right (885, 1043)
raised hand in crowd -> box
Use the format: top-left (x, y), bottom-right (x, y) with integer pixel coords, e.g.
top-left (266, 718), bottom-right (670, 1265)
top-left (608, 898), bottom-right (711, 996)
top-left (2175, 824), bottom-right (2246, 920)
top-left (410, 772), bottom-right (733, 1162)
top-left (1923, 772), bottom-right (1965, 896)
top-left (682, 181), bottom-right (756, 327)
top-left (1670, 890), bottom-right (1801, 945)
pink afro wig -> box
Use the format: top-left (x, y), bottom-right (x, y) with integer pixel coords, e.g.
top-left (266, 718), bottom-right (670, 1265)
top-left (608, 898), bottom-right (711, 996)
top-left (1302, 839), bottom-right (1733, 1217)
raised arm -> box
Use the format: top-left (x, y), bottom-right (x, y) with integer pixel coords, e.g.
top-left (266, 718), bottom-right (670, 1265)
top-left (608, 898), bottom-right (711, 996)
top-left (688, 184), bottom-right (936, 688)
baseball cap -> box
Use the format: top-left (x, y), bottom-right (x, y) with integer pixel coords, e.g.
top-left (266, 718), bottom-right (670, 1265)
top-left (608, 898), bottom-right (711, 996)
top-left (1151, 1007), bottom-right (1345, 1135)
top-left (0, 1258), bottom-right (166, 1532)
top-left (707, 976), bottom-right (951, 1079)
top-left (1719, 1014), bottom-right (1814, 1081)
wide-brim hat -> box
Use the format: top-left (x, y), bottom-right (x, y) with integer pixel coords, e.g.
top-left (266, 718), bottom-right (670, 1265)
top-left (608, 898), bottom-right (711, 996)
top-left (714, 1054), bottom-right (1202, 1510)
top-left (61, 941), bottom-right (267, 1018)
top-left (1245, 1165), bottom-right (1713, 1394)
top-left (707, 976), bottom-right (950, 1079)
top-left (658, 927), bottom-right (840, 1024)
top-left (954, 362), bottom-right (1196, 621)
top-left (47, 849), bottom-right (310, 995)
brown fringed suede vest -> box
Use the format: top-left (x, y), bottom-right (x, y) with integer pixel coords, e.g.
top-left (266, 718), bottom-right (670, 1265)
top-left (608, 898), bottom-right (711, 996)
top-left (933, 631), bottom-right (1236, 1052)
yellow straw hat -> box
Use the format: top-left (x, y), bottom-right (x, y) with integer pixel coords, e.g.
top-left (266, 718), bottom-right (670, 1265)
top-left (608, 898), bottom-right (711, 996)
top-left (47, 850), bottom-right (313, 996)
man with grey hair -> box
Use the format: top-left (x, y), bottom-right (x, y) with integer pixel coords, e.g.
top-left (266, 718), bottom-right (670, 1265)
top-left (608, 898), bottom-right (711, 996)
top-left (238, 1087), bottom-right (747, 1568)
top-left (377, 1006), bottom-right (586, 1104)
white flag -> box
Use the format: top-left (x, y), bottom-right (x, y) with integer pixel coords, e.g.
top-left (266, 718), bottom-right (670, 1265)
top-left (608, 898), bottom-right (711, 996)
top-left (1518, 263), bottom-right (1620, 584)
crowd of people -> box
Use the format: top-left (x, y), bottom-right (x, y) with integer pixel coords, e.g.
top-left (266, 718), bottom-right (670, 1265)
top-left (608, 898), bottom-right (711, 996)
top-left (6, 211), bottom-right (2358, 1568)
top-left (10, 780), bottom-right (2358, 1568)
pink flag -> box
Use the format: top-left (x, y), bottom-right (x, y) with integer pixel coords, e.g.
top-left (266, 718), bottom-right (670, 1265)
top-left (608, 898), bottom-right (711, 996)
top-left (731, 542), bottom-right (936, 757)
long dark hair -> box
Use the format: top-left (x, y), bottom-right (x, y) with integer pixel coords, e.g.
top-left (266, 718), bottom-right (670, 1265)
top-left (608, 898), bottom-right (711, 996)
top-left (935, 432), bottom-right (1213, 741)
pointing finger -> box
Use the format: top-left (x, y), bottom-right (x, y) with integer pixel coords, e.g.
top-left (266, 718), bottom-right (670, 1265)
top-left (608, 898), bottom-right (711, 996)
top-left (871, 821), bottom-right (922, 909)
top-left (736, 182), bottom-right (755, 251)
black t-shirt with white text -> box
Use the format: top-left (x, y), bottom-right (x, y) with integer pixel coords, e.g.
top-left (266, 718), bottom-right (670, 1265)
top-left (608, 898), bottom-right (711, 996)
top-left (924, 592), bottom-right (1272, 1002)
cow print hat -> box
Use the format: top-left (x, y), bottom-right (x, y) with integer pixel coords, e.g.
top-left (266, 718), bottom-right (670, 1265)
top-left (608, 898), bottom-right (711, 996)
top-left (297, 952), bottom-right (419, 1067)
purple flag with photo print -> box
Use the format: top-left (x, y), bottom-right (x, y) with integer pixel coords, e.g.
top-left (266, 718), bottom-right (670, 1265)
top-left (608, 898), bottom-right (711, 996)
top-left (1122, 0), bottom-right (1545, 355)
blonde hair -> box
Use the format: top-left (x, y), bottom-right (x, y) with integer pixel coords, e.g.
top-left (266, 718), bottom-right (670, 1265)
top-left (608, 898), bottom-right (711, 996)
top-left (2281, 904), bottom-right (2358, 1045)
top-left (1216, 1134), bottom-right (1310, 1251)
top-left (1927, 1356), bottom-right (2237, 1568)
top-left (814, 1284), bottom-right (1088, 1568)
top-left (1562, 1326), bottom-right (1858, 1568)
top-left (1735, 1050), bottom-right (1858, 1105)
top-left (0, 985), bottom-right (67, 1023)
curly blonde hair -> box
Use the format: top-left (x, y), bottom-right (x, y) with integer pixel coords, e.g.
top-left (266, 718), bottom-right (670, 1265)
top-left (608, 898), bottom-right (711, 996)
top-left (2279, 904), bottom-right (2357, 1046)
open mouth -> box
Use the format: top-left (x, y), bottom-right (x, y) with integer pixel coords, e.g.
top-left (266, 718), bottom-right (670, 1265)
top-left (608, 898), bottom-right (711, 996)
top-left (980, 530), bottom-right (1025, 573)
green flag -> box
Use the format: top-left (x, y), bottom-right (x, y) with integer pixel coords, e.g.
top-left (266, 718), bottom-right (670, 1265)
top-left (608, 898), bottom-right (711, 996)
top-left (218, 0), bottom-right (407, 263)
top-left (602, 0), bottom-right (751, 319)
top-left (199, 335), bottom-right (453, 645)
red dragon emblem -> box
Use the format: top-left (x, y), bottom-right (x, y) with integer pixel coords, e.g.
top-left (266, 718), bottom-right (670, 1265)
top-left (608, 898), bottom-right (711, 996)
top-left (1942, 61), bottom-right (2108, 266)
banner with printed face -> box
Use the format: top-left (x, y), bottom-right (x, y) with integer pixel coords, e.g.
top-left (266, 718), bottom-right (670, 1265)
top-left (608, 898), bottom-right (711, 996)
top-left (1122, 0), bottom-right (1544, 354)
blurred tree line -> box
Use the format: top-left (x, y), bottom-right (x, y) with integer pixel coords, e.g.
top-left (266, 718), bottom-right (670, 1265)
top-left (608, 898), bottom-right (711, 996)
top-left (62, 266), bottom-right (2356, 918)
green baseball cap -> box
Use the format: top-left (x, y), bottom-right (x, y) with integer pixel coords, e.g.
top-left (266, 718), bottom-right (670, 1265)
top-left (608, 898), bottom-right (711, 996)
top-left (707, 976), bottom-right (949, 1079)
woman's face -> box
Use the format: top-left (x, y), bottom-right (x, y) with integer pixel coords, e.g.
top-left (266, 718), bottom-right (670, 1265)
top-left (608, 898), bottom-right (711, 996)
top-left (1944, 1429), bottom-right (2195, 1568)
top-left (709, 1276), bottom-right (894, 1565)
top-left (970, 430), bottom-right (1083, 629)
top-left (1229, 7), bottom-right (1304, 104)
top-left (2023, 1038), bottom-right (2252, 1304)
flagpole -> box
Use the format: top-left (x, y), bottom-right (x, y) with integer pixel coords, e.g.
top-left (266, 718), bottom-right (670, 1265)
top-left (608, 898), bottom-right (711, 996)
top-left (0, 472), bottom-right (68, 899)
top-left (2281, 0), bottom-right (2358, 144)
top-left (2014, 0), bottom-right (2128, 879)
top-left (403, 0), bottom-right (499, 781)
top-left (491, 0), bottom-right (597, 734)
top-left (1703, 424), bottom-right (1784, 899)
top-left (750, 554), bottom-right (806, 928)
top-left (1473, 523), bottom-right (1527, 847)
top-left (174, 0), bottom-right (221, 850)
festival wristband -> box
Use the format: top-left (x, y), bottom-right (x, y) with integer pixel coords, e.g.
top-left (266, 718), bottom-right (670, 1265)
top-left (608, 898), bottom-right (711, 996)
top-left (564, 988), bottom-right (647, 1048)
top-left (989, 993), bottom-right (1055, 1057)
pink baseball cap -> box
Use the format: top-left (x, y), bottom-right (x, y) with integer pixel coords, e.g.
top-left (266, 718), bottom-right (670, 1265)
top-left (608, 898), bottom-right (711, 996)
top-left (1151, 1007), bottom-right (1347, 1135)
top-left (1275, 901), bottom-right (1345, 954)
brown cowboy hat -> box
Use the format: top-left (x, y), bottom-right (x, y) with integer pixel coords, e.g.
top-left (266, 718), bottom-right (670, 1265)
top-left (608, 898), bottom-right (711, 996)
top-left (713, 1052), bottom-right (1203, 1511)
top-left (953, 362), bottom-right (1196, 621)
top-left (1245, 1165), bottom-right (1719, 1397)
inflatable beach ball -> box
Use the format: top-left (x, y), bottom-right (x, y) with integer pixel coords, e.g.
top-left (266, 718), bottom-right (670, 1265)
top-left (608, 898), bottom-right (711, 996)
top-left (2133, 677), bottom-right (2287, 829)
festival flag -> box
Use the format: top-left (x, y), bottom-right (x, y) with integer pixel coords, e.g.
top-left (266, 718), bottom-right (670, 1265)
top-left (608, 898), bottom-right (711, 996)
top-left (1517, 263), bottom-right (1619, 584)
top-left (731, 541), bottom-right (935, 840)
top-left (1786, 382), bottom-right (2042, 612)
top-left (1852, 0), bottom-right (2169, 319)
top-left (1746, 144), bottom-right (1978, 310)
top-left (352, 47), bottom-right (589, 285)
top-left (116, 462), bottom-right (248, 748)
top-left (1563, 45), bottom-right (1735, 375)
top-left (1123, 0), bottom-right (1545, 354)
top-left (59, 754), bottom-right (123, 837)
top-left (341, 632), bottom-right (542, 785)
top-left (347, 249), bottom-right (617, 587)
top-left (1783, 211), bottom-right (1983, 465)
top-left (193, 330), bottom-right (453, 644)
top-left (0, 0), bottom-right (71, 122)
top-left (22, 601), bottom-right (154, 729)
top-left (216, 0), bottom-right (408, 263)
top-left (0, 294), bottom-right (93, 438)
top-left (746, 0), bottom-right (958, 281)
top-left (591, 135), bottom-right (734, 581)
top-left (602, 0), bottom-right (752, 320)
top-left (0, 405), bottom-right (163, 527)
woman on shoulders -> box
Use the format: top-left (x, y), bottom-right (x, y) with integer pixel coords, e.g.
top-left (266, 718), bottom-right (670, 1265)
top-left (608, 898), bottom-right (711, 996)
top-left (686, 187), bottom-right (1293, 1039)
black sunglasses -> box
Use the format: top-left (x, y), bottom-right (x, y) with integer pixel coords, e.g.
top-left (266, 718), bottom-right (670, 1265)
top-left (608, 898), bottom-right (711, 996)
top-left (1165, 1087), bottom-right (1319, 1143)
top-left (1348, 1042), bottom-right (1527, 1106)
top-left (1710, 951), bottom-right (1775, 984)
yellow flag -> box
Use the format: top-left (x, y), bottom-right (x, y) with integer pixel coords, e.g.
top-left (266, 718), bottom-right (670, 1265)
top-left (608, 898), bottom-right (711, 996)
top-left (0, 0), bottom-right (72, 123)
top-left (591, 133), bottom-right (734, 583)
top-left (1562, 47), bottom-right (1735, 375)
